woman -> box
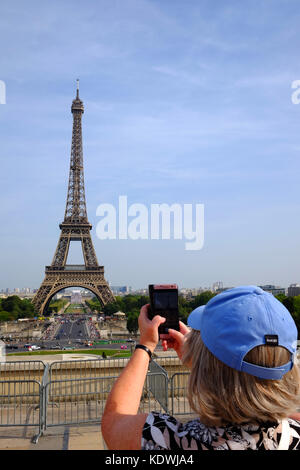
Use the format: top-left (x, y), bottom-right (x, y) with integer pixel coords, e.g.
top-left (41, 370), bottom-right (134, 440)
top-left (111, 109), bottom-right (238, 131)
top-left (101, 286), bottom-right (300, 450)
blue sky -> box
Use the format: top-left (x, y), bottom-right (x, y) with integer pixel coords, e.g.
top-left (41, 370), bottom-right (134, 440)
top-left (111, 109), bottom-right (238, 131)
top-left (0, 0), bottom-right (300, 290)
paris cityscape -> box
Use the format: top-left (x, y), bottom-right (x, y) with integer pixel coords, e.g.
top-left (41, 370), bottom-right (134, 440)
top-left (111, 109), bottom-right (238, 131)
top-left (1, 0), bottom-right (300, 453)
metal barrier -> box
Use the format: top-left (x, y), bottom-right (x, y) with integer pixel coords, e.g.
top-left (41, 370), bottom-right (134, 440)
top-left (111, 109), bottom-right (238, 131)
top-left (0, 360), bottom-right (46, 382)
top-left (148, 360), bottom-right (169, 412)
top-left (49, 357), bottom-right (130, 380)
top-left (0, 358), bottom-right (191, 444)
top-left (0, 380), bottom-right (42, 439)
top-left (43, 372), bottom-right (168, 428)
top-left (154, 356), bottom-right (190, 382)
top-left (41, 358), bottom-right (171, 442)
top-left (148, 360), bottom-right (192, 416)
top-left (45, 376), bottom-right (117, 427)
top-left (32, 363), bottom-right (50, 443)
top-left (142, 373), bottom-right (170, 415)
top-left (170, 372), bottom-right (193, 417)
top-left (2, 351), bottom-right (299, 444)
top-left (0, 361), bottom-right (46, 443)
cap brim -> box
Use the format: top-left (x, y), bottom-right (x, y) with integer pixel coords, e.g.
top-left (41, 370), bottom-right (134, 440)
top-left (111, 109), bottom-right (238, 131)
top-left (187, 305), bottom-right (205, 331)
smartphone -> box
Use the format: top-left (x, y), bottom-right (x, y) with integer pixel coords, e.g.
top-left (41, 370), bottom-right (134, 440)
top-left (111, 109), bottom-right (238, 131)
top-left (148, 284), bottom-right (180, 335)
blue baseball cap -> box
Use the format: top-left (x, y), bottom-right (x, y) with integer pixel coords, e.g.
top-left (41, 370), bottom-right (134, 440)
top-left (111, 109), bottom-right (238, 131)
top-left (187, 286), bottom-right (298, 380)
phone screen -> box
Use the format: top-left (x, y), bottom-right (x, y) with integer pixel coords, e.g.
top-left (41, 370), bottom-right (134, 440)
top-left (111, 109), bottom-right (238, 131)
top-left (149, 285), bottom-right (179, 334)
top-left (153, 291), bottom-right (178, 310)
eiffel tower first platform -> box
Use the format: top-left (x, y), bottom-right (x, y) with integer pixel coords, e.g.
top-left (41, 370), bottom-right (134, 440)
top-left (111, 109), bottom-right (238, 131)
top-left (32, 82), bottom-right (115, 315)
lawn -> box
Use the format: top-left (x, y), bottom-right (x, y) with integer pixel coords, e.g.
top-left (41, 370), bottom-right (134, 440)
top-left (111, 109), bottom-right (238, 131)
top-left (7, 348), bottom-right (131, 358)
top-left (64, 303), bottom-right (87, 314)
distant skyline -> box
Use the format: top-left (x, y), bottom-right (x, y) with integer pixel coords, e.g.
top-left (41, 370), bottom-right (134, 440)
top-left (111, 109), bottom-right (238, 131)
top-left (0, 281), bottom-right (293, 293)
top-left (0, 0), bottom-right (300, 291)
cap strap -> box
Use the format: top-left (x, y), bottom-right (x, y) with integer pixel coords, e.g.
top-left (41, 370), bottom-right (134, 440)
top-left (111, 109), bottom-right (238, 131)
top-left (241, 360), bottom-right (293, 380)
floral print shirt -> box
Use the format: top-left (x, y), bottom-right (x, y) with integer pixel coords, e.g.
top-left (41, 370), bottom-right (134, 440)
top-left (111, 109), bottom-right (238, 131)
top-left (141, 412), bottom-right (300, 450)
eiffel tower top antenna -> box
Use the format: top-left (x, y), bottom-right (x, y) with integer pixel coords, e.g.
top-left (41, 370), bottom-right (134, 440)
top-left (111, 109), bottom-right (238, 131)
top-left (64, 79), bottom-right (87, 224)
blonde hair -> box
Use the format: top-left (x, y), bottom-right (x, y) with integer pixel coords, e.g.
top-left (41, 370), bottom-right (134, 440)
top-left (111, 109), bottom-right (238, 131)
top-left (182, 329), bottom-right (300, 427)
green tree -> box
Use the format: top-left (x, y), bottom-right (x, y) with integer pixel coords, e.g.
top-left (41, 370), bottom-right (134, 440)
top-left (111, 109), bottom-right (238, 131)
top-left (293, 295), bottom-right (300, 314)
top-left (137, 295), bottom-right (150, 308)
top-left (282, 296), bottom-right (294, 314)
top-left (292, 295), bottom-right (300, 333)
top-left (0, 311), bottom-right (14, 322)
top-left (85, 297), bottom-right (103, 313)
top-left (126, 310), bottom-right (139, 335)
top-left (103, 301), bottom-right (120, 316)
top-left (0, 296), bottom-right (35, 321)
top-left (275, 293), bottom-right (286, 303)
top-left (178, 295), bottom-right (191, 323)
top-left (122, 295), bottom-right (139, 312)
top-left (48, 298), bottom-right (68, 314)
top-left (274, 294), bottom-right (300, 334)
top-left (191, 291), bottom-right (215, 309)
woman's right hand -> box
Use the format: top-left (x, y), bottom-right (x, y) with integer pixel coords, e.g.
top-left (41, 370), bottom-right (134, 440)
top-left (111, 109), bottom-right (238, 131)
top-left (160, 321), bottom-right (190, 361)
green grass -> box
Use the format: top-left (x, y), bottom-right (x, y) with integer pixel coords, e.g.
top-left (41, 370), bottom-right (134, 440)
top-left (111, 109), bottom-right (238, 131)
top-left (7, 348), bottom-right (131, 358)
top-left (64, 303), bottom-right (87, 314)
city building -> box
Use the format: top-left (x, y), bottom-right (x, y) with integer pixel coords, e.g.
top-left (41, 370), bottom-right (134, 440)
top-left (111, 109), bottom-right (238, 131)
top-left (111, 286), bottom-right (131, 295)
top-left (259, 285), bottom-right (286, 296)
top-left (130, 288), bottom-right (148, 295)
top-left (212, 281), bottom-right (224, 292)
top-left (71, 290), bottom-right (82, 304)
top-left (287, 284), bottom-right (300, 297)
top-left (210, 282), bottom-right (235, 294)
top-left (179, 288), bottom-right (206, 300)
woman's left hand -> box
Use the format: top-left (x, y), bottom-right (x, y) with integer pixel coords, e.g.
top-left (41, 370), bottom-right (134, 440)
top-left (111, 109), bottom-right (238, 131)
top-left (160, 321), bottom-right (190, 361)
top-left (138, 304), bottom-right (166, 353)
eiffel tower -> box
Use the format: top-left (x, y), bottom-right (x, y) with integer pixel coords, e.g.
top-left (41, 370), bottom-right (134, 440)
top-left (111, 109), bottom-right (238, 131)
top-left (32, 81), bottom-right (115, 315)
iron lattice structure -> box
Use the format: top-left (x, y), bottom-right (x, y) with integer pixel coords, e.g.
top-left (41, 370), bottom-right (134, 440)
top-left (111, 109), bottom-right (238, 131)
top-left (32, 84), bottom-right (115, 315)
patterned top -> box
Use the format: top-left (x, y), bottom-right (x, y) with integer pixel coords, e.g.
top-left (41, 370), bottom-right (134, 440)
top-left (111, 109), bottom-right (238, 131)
top-left (141, 412), bottom-right (300, 450)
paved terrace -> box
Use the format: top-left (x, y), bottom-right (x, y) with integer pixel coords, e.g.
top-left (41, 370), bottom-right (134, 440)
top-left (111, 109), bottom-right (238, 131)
top-left (0, 424), bottom-right (107, 450)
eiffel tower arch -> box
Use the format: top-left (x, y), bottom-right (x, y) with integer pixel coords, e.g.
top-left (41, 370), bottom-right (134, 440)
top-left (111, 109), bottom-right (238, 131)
top-left (32, 82), bottom-right (115, 315)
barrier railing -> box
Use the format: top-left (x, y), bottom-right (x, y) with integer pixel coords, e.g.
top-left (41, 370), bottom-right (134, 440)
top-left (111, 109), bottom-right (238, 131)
top-left (0, 360), bottom-right (46, 382)
top-left (49, 357), bottom-right (130, 380)
top-left (2, 348), bottom-right (300, 444)
top-left (0, 357), bottom-right (191, 444)
top-left (45, 376), bottom-right (117, 427)
top-left (0, 379), bottom-right (42, 440)
top-left (148, 360), bottom-right (169, 412)
top-left (170, 372), bottom-right (194, 417)
top-left (44, 372), bottom-right (168, 428)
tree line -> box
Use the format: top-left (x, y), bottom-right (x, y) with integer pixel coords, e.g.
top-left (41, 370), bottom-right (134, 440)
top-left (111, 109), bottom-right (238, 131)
top-left (0, 296), bottom-right (35, 322)
top-left (1, 292), bottom-right (299, 335)
top-left (48, 298), bottom-right (68, 313)
top-left (87, 291), bottom-right (222, 334)
top-left (88, 291), bottom-right (300, 335)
